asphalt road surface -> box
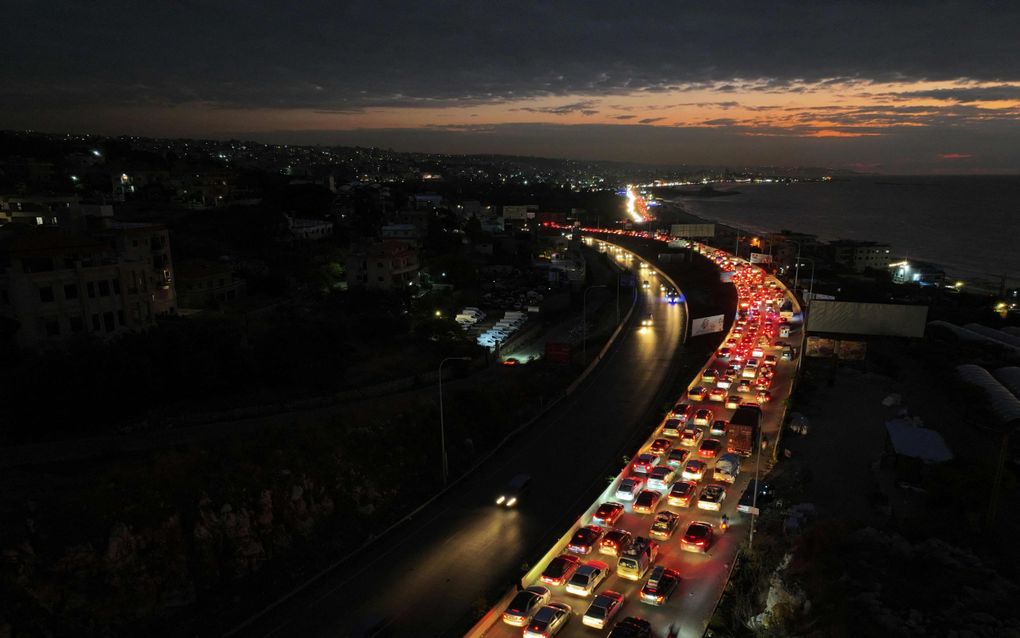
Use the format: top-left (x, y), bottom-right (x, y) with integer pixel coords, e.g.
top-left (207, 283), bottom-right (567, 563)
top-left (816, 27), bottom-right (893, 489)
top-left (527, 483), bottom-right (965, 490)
top-left (479, 242), bottom-right (801, 638)
top-left (234, 252), bottom-right (687, 638)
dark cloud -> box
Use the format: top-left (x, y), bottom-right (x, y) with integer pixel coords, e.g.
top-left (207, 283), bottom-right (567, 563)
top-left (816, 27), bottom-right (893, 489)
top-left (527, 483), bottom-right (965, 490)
top-left (702, 118), bottom-right (739, 126)
top-left (892, 85), bottom-right (1020, 102)
top-left (638, 117), bottom-right (665, 124)
top-left (513, 100), bottom-right (600, 115)
top-left (2, 1), bottom-right (1020, 112)
top-left (614, 115), bottom-right (637, 120)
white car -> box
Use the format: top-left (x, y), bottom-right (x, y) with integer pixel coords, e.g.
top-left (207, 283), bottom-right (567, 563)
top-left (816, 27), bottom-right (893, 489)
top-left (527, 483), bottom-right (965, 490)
top-left (646, 466), bottom-right (676, 492)
top-left (582, 590), bottom-right (625, 629)
top-left (523, 602), bottom-right (572, 638)
top-left (697, 484), bottom-right (727, 511)
top-left (615, 476), bottom-right (645, 501)
top-left (566, 560), bottom-right (609, 597)
top-left (502, 585), bottom-right (552, 626)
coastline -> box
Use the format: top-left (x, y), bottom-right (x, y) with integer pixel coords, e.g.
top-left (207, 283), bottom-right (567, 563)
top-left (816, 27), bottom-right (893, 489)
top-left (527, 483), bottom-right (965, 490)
top-left (658, 197), bottom-right (1013, 295)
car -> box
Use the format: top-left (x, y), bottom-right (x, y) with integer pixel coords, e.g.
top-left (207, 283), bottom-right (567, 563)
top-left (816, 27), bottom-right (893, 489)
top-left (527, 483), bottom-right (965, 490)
top-left (701, 368), bottom-right (718, 384)
top-left (760, 364), bottom-right (776, 378)
top-left (496, 474), bottom-right (532, 507)
top-left (736, 379), bottom-right (753, 393)
top-left (668, 401), bottom-right (693, 422)
top-left (567, 525), bottom-right (605, 555)
top-left (716, 347), bottom-right (732, 359)
top-left (698, 435), bottom-right (723, 456)
top-left (639, 565), bottom-right (680, 606)
top-left (632, 453), bottom-right (660, 474)
top-left (709, 419), bottom-right (729, 437)
top-left (641, 313), bottom-right (653, 327)
top-left (688, 386), bottom-right (708, 401)
top-left (632, 489), bottom-right (662, 514)
top-left (661, 418), bottom-right (685, 438)
top-left (764, 354), bottom-right (777, 365)
top-left (617, 536), bottom-right (658, 581)
top-left (668, 480), bottom-right (698, 507)
top-left (665, 448), bottom-right (690, 468)
top-left (682, 459), bottom-right (707, 482)
top-left (680, 521), bottom-right (715, 553)
top-left (523, 602), bottom-right (571, 638)
top-left (751, 346), bottom-right (765, 358)
top-left (697, 483), bottom-right (728, 511)
top-left (502, 585), bottom-right (552, 626)
top-left (738, 479), bottom-right (775, 513)
top-left (642, 280), bottom-right (650, 290)
top-left (716, 374), bottom-right (733, 389)
top-left (646, 466), bottom-right (676, 492)
top-left (607, 616), bottom-right (653, 638)
top-left (693, 408), bottom-right (714, 426)
top-left (678, 427), bottom-right (704, 447)
top-left (648, 438), bottom-right (672, 456)
top-left (755, 376), bottom-right (772, 390)
top-left (725, 395), bottom-right (742, 409)
top-left (593, 502), bottom-right (625, 526)
top-left (599, 529), bottom-right (634, 557)
top-left (756, 390), bottom-right (773, 404)
top-left (540, 554), bottom-right (581, 586)
top-left (582, 590), bottom-right (625, 629)
top-left (708, 388), bottom-right (727, 402)
top-left (741, 365), bottom-right (758, 379)
top-left (649, 511), bottom-right (681, 540)
top-left (616, 476), bottom-right (645, 501)
top-left (566, 560), bottom-right (610, 597)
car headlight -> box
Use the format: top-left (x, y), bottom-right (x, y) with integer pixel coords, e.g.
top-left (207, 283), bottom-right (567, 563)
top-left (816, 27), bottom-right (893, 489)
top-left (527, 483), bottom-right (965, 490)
top-left (496, 495), bottom-right (506, 505)
top-left (506, 497), bottom-right (517, 507)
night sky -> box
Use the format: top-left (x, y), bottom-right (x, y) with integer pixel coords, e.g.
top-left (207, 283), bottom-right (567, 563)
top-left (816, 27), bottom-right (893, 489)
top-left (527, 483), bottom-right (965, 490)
top-left (4, 1), bottom-right (1019, 172)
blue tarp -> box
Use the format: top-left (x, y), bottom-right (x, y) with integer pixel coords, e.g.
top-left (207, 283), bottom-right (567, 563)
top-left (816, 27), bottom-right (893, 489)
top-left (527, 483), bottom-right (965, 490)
top-left (885, 419), bottom-right (953, 463)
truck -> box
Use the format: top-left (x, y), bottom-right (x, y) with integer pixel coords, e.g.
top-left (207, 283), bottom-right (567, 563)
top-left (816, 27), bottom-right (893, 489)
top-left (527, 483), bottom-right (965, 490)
top-left (728, 404), bottom-right (762, 457)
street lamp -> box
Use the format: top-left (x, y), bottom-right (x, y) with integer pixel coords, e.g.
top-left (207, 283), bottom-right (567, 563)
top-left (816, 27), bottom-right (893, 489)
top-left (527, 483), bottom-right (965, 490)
top-left (583, 285), bottom-right (607, 363)
top-left (796, 257), bottom-right (816, 302)
top-left (438, 356), bottom-right (472, 486)
top-left (749, 420), bottom-right (765, 549)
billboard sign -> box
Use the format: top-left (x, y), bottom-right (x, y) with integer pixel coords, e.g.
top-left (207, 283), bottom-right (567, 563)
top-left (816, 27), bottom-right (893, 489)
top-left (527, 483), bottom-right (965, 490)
top-left (837, 340), bottom-right (868, 360)
top-left (749, 252), bottom-right (773, 264)
top-left (671, 223), bottom-right (716, 238)
top-left (807, 301), bottom-right (929, 338)
top-left (691, 314), bottom-right (725, 336)
top-left (806, 336), bottom-right (836, 357)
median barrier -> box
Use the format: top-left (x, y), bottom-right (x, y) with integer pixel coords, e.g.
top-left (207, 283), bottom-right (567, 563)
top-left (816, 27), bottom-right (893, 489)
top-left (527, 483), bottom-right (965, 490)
top-left (224, 251), bottom-right (640, 638)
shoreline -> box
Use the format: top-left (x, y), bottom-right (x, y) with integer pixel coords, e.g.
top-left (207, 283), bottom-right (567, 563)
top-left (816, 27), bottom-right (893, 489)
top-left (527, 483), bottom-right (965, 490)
top-left (657, 198), bottom-right (1015, 294)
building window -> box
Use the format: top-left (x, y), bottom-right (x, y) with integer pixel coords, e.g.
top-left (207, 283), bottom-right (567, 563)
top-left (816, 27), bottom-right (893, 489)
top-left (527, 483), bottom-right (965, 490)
top-left (39, 286), bottom-right (54, 303)
top-left (44, 319), bottom-right (60, 337)
top-left (103, 312), bottom-right (115, 332)
top-left (87, 281), bottom-right (96, 298)
top-left (117, 310), bottom-right (125, 326)
top-left (99, 280), bottom-right (111, 296)
top-left (69, 316), bottom-right (84, 334)
top-left (64, 283), bottom-right (78, 300)
top-left (92, 314), bottom-right (100, 331)
top-left (113, 279), bottom-right (121, 294)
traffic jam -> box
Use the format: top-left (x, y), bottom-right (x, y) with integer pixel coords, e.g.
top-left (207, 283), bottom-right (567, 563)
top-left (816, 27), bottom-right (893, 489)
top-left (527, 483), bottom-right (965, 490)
top-left (486, 238), bottom-right (798, 638)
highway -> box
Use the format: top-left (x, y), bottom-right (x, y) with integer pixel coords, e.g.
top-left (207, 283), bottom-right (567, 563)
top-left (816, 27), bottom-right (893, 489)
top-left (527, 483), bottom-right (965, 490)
top-left (477, 238), bottom-right (800, 638)
top-left (233, 247), bottom-right (689, 638)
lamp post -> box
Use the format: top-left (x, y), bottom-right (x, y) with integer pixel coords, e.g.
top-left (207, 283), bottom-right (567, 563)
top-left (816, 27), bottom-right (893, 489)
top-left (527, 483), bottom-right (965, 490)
top-left (438, 356), bottom-right (471, 486)
top-left (749, 418), bottom-right (765, 549)
top-left (583, 284), bottom-right (607, 363)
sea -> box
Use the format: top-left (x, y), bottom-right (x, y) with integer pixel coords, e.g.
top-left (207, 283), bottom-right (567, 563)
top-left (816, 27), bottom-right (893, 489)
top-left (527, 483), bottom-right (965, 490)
top-left (671, 175), bottom-right (1020, 291)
